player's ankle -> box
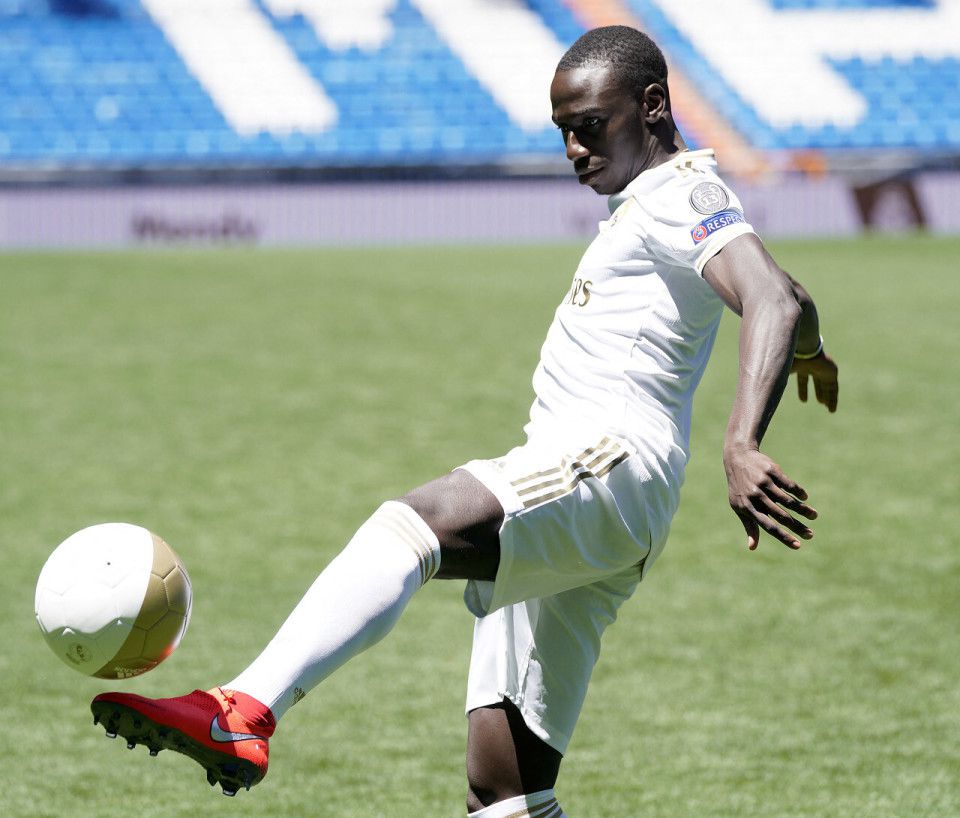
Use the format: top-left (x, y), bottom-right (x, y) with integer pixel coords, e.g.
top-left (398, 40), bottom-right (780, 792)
top-left (210, 687), bottom-right (277, 735)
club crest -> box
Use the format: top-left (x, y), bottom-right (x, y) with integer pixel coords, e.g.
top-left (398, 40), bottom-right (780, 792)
top-left (689, 182), bottom-right (729, 215)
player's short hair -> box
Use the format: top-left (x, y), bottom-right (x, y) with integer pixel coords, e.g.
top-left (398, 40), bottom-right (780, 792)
top-left (557, 26), bottom-right (668, 102)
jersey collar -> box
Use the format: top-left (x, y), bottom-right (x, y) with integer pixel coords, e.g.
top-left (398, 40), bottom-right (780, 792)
top-left (607, 149), bottom-right (716, 213)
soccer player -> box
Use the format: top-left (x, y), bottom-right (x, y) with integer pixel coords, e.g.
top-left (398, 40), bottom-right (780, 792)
top-left (91, 25), bottom-right (839, 816)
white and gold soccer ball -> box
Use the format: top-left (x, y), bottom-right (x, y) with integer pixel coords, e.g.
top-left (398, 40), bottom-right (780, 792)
top-left (35, 523), bottom-right (192, 679)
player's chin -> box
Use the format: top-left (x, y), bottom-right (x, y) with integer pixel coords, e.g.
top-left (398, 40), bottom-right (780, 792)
top-left (577, 167), bottom-right (608, 193)
top-left (579, 168), bottom-right (619, 196)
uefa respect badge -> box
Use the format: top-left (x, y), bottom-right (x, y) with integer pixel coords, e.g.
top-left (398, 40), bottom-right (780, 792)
top-left (691, 209), bottom-right (745, 243)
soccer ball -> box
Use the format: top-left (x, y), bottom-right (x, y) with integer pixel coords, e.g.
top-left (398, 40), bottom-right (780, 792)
top-left (35, 523), bottom-right (192, 679)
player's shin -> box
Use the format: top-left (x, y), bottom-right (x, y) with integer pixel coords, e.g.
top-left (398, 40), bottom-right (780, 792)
top-left (224, 501), bottom-right (441, 720)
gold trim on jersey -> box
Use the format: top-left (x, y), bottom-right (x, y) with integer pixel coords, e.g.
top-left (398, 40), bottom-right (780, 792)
top-left (510, 437), bottom-right (629, 510)
top-left (670, 148), bottom-right (715, 170)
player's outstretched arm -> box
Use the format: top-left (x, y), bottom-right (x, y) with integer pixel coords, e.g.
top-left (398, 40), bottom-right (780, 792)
top-left (702, 234), bottom-right (831, 551)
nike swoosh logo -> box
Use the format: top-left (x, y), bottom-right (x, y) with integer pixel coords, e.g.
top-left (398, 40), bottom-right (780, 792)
top-left (209, 715), bottom-right (266, 743)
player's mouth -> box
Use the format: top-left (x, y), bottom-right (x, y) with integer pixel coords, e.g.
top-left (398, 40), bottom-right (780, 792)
top-left (576, 165), bottom-right (604, 185)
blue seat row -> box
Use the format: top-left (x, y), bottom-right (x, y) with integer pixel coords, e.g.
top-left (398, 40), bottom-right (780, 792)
top-left (0, 0), bottom-right (957, 166)
top-left (625, 0), bottom-right (960, 152)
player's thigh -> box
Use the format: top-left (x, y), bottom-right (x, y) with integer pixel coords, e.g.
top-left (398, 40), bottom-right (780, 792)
top-left (400, 468), bottom-right (504, 582)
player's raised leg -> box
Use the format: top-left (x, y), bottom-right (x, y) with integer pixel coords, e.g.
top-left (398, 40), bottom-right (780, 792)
top-left (91, 470), bottom-right (504, 795)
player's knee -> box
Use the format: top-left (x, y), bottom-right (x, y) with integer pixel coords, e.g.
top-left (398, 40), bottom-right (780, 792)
top-left (465, 757), bottom-right (560, 812)
top-left (465, 770), bottom-right (523, 812)
top-left (399, 470), bottom-right (503, 549)
top-left (465, 784), bottom-right (488, 813)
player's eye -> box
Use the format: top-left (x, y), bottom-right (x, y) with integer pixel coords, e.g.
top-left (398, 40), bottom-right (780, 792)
top-left (582, 117), bottom-right (601, 130)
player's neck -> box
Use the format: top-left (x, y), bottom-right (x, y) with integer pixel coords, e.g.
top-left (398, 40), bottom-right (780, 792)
top-left (631, 137), bottom-right (688, 182)
top-left (643, 121), bottom-right (687, 172)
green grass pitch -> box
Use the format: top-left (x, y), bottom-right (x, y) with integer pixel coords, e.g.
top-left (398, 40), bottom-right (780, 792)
top-left (2, 236), bottom-right (958, 817)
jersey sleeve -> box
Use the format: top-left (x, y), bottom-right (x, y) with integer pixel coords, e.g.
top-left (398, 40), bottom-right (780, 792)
top-left (635, 174), bottom-right (756, 276)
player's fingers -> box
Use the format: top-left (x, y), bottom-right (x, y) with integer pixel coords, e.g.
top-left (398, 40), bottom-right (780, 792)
top-left (765, 483), bottom-right (818, 520)
top-left (814, 376), bottom-right (826, 406)
top-left (750, 494), bottom-right (814, 540)
top-left (797, 371), bottom-right (808, 403)
top-left (825, 381), bottom-right (839, 413)
top-left (815, 377), bottom-right (840, 414)
top-left (735, 508), bottom-right (760, 551)
top-left (768, 470), bottom-right (808, 502)
top-left (751, 508), bottom-right (803, 550)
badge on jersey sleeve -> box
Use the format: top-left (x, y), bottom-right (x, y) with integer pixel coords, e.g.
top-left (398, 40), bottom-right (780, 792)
top-left (691, 210), bottom-right (745, 243)
top-left (689, 182), bottom-right (729, 215)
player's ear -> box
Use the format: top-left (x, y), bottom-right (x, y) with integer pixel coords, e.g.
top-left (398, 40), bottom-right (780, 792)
top-left (642, 83), bottom-right (667, 123)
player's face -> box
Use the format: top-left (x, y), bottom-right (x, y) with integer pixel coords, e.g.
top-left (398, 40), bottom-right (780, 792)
top-left (551, 64), bottom-right (649, 195)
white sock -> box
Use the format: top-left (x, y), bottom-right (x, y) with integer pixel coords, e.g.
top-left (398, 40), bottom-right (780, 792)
top-left (468, 790), bottom-right (566, 818)
top-left (225, 501), bottom-right (440, 720)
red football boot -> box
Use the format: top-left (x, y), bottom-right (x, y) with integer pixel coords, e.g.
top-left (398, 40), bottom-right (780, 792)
top-left (91, 687), bottom-right (276, 796)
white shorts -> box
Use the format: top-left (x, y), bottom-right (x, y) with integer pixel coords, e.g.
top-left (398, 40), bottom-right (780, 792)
top-left (458, 434), bottom-right (678, 754)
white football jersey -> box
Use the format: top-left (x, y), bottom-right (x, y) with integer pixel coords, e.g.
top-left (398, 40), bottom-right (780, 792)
top-left (524, 149), bottom-right (755, 493)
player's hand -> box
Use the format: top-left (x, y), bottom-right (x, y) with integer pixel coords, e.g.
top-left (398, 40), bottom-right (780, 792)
top-left (722, 444), bottom-right (817, 551)
top-left (791, 351), bottom-right (838, 413)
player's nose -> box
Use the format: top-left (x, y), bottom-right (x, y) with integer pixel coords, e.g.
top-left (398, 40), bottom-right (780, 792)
top-left (565, 130), bottom-right (588, 161)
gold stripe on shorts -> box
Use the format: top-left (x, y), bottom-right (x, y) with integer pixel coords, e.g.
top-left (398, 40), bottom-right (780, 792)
top-left (510, 437), bottom-right (610, 492)
top-left (511, 437), bottom-right (629, 510)
top-left (515, 441), bottom-right (617, 498)
top-left (508, 437), bottom-right (609, 488)
top-left (514, 441), bottom-right (619, 507)
top-left (528, 451), bottom-right (628, 508)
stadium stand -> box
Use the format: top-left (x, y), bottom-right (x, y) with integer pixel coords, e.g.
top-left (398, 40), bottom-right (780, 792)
top-left (623, 0), bottom-right (960, 154)
top-left (1, 0), bottom-right (959, 172)
top-left (0, 0), bottom-right (577, 167)
top-left (2, 0), bottom-right (960, 247)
